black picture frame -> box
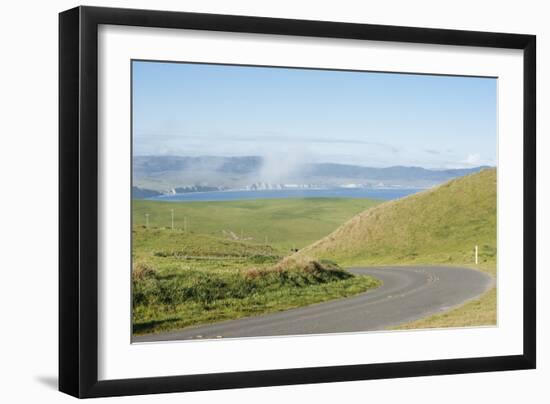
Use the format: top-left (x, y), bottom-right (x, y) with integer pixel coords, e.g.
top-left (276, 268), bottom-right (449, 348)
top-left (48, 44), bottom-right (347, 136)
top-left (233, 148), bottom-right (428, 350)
top-left (59, 5), bottom-right (536, 398)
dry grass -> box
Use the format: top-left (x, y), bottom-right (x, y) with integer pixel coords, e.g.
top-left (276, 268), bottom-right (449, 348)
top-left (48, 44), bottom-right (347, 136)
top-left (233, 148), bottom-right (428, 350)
top-left (243, 255), bottom-right (352, 281)
top-left (132, 261), bottom-right (157, 281)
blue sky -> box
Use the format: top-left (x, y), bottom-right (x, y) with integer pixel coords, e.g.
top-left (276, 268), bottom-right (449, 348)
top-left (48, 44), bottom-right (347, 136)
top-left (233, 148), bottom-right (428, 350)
top-left (132, 60), bottom-right (496, 169)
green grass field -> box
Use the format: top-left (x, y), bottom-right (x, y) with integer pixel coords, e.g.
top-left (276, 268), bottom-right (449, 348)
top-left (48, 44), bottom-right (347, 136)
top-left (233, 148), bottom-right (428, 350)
top-left (133, 198), bottom-right (380, 252)
top-left (132, 198), bottom-right (382, 335)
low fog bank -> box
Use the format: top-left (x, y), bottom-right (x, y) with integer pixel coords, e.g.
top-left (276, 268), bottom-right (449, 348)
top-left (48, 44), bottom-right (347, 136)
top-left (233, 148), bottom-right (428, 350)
top-left (133, 154), bottom-right (491, 193)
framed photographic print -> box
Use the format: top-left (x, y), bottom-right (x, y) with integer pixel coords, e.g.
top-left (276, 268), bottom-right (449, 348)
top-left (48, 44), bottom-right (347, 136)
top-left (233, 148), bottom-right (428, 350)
top-left (59, 6), bottom-right (536, 398)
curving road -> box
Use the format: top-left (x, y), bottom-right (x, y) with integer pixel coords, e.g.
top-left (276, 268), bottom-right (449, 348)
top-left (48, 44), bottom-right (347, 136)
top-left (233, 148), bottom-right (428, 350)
top-left (133, 266), bottom-right (494, 343)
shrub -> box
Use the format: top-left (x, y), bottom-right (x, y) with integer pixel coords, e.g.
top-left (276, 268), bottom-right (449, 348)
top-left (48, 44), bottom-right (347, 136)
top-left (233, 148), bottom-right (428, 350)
top-left (244, 256), bottom-right (352, 285)
top-left (132, 261), bottom-right (157, 281)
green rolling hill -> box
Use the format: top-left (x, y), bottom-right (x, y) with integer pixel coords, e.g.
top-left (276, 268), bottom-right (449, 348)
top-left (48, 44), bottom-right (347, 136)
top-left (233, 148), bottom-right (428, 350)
top-left (298, 168), bottom-right (497, 274)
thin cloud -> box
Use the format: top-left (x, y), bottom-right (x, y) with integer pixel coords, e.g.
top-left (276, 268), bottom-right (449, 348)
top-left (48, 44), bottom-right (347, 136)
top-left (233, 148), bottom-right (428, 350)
top-left (135, 131), bottom-right (401, 153)
top-left (455, 153), bottom-right (495, 168)
top-left (424, 149), bottom-right (441, 155)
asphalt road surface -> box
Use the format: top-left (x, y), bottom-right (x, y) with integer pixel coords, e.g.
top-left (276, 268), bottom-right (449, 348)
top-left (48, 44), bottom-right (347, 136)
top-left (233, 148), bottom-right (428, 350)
top-left (133, 266), bottom-right (494, 343)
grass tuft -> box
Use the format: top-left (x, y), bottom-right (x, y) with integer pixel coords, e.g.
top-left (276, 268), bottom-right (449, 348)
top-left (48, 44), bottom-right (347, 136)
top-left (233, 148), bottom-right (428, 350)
top-left (132, 261), bottom-right (157, 281)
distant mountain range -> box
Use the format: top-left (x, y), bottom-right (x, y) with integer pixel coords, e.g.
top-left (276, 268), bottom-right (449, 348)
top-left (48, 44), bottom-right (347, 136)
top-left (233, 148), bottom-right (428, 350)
top-left (132, 155), bottom-right (491, 196)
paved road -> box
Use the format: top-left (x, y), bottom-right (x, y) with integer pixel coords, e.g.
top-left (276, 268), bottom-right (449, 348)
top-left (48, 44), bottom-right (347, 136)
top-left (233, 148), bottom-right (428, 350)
top-left (133, 266), bottom-right (494, 343)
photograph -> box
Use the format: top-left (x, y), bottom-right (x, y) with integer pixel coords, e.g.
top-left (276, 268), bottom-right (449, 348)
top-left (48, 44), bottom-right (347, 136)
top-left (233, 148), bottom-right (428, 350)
top-left (130, 60), bottom-right (497, 342)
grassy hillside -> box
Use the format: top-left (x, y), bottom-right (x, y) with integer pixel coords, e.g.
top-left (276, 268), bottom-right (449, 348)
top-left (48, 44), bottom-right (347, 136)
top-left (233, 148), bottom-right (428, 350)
top-left (133, 198), bottom-right (381, 252)
top-left (298, 169), bottom-right (497, 274)
top-left (297, 169), bottom-right (497, 329)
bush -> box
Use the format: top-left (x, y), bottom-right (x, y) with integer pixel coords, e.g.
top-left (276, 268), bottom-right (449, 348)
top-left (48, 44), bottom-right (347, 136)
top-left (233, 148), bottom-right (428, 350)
top-left (132, 261), bottom-right (157, 280)
top-left (244, 256), bottom-right (352, 285)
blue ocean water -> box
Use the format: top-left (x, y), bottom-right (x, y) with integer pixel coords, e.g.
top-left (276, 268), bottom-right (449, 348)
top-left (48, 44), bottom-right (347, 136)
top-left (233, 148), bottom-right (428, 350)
top-left (148, 188), bottom-right (424, 202)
